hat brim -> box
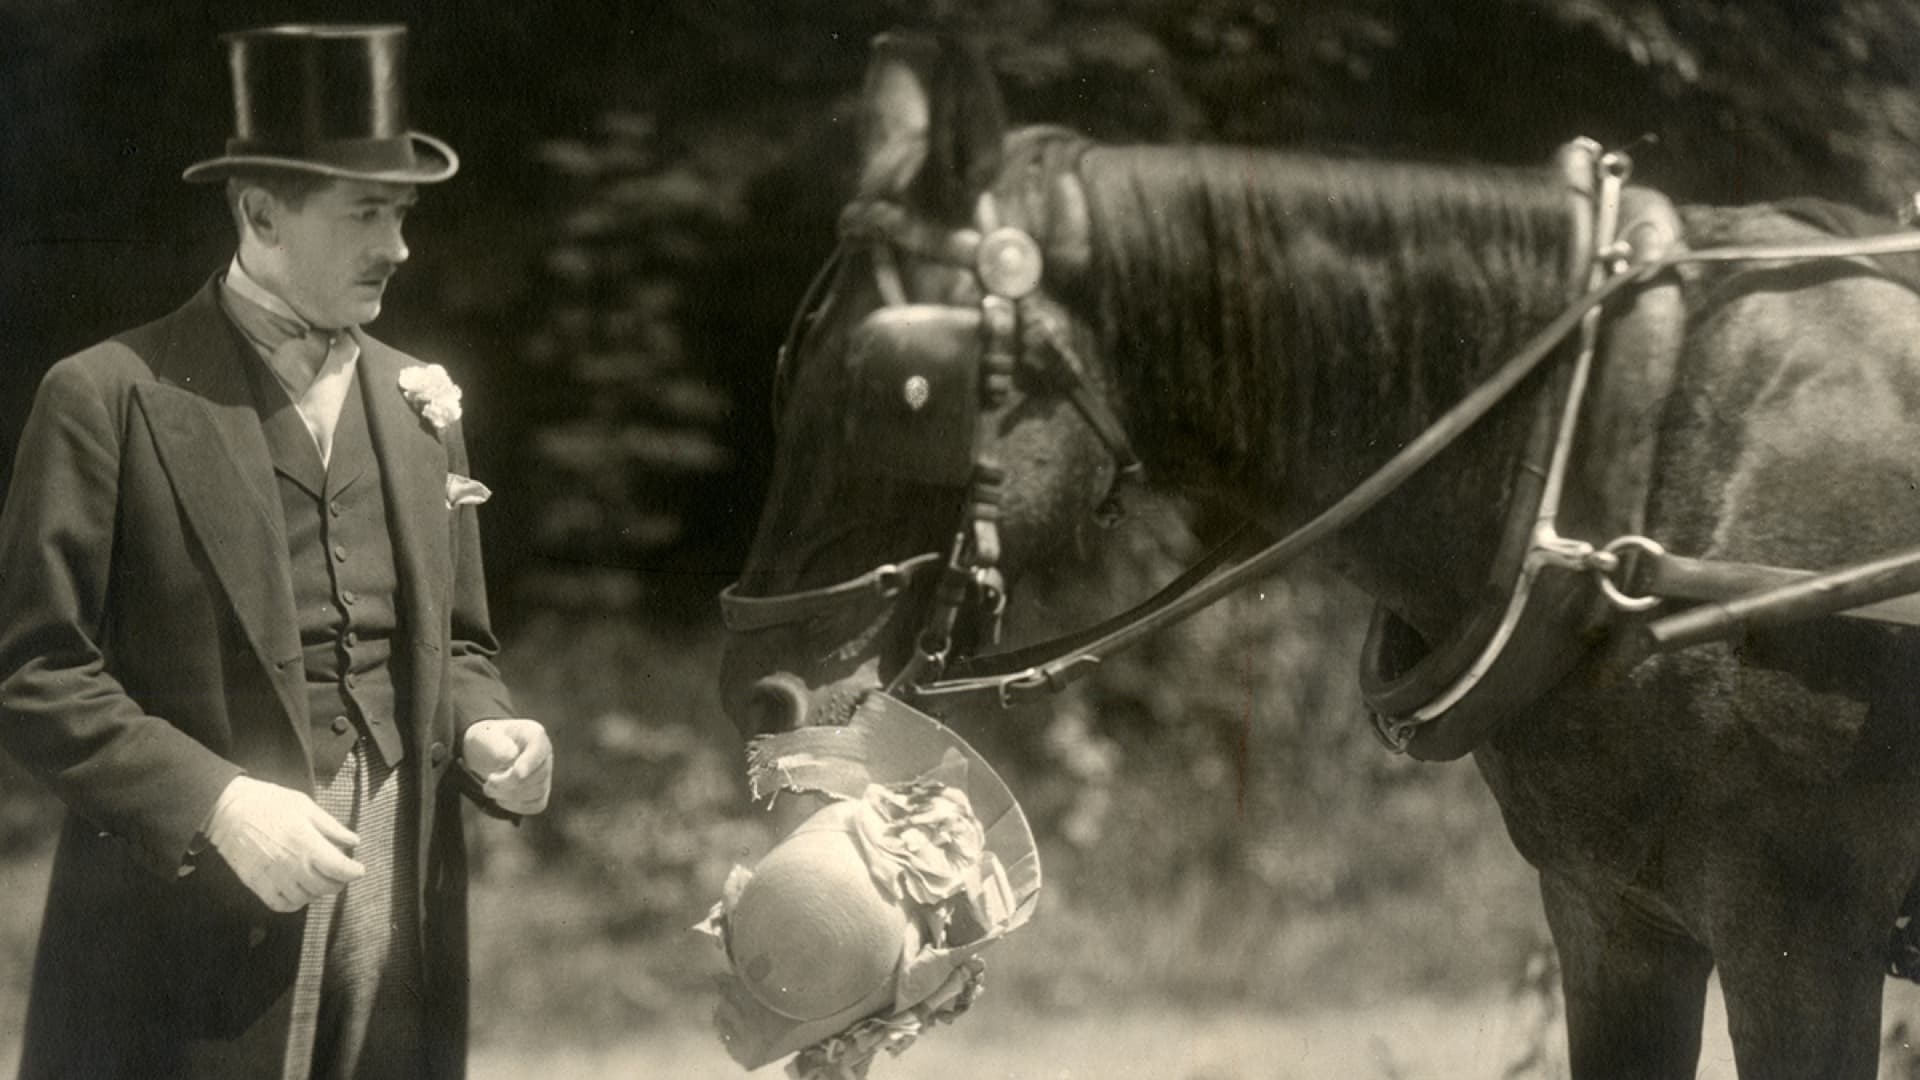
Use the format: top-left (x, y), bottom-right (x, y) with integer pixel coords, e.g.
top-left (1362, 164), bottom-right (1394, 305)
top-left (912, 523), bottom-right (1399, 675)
top-left (721, 696), bottom-right (1044, 1068)
top-left (717, 961), bottom-right (897, 1070)
top-left (181, 131), bottom-right (459, 184)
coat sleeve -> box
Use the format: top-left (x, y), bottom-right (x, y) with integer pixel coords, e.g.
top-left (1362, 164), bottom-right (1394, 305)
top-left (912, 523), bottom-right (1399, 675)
top-left (440, 420), bottom-right (524, 820)
top-left (0, 357), bottom-right (243, 876)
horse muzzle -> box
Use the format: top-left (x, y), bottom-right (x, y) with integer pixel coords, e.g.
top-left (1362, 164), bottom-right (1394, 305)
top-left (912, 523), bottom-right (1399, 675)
top-left (720, 647), bottom-right (890, 736)
top-left (717, 558), bottom-right (943, 735)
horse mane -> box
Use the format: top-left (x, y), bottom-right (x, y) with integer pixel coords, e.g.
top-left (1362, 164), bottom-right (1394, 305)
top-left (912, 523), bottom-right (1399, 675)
top-left (1048, 135), bottom-right (1580, 492)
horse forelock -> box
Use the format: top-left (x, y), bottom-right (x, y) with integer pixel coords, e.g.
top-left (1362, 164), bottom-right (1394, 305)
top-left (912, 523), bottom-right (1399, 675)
top-left (1069, 145), bottom-right (1581, 493)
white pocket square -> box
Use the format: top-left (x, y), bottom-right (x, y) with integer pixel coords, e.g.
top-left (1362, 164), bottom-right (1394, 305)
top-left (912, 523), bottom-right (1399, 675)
top-left (446, 474), bottom-right (493, 510)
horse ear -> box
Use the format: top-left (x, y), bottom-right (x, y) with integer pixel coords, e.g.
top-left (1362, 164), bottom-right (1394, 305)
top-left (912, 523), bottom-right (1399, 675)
top-left (1046, 170), bottom-right (1093, 278)
top-left (858, 31), bottom-right (1006, 223)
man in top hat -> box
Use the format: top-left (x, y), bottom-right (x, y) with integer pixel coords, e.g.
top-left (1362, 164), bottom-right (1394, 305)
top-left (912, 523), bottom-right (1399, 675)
top-left (0, 23), bottom-right (552, 1080)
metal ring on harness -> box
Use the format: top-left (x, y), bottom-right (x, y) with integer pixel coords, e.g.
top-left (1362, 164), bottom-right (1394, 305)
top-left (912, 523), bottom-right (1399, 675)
top-left (1595, 535), bottom-right (1667, 612)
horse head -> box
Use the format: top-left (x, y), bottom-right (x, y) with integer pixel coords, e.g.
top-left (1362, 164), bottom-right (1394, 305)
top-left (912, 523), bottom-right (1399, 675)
top-left (720, 34), bottom-right (1125, 735)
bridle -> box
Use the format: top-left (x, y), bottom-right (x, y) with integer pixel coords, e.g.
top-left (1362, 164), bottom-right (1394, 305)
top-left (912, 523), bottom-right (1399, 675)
top-left (722, 185), bottom-right (1140, 682)
top-left (726, 139), bottom-right (1920, 754)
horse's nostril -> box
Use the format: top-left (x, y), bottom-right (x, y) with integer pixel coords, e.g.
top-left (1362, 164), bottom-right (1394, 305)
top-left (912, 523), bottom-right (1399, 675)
top-left (747, 673), bottom-right (812, 734)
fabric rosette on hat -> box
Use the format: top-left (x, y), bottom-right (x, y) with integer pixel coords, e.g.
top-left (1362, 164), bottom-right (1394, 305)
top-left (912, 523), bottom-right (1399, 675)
top-left (696, 694), bottom-right (1041, 1078)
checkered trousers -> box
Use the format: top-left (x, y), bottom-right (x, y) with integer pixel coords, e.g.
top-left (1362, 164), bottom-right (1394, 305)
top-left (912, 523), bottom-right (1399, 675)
top-left (281, 740), bottom-right (426, 1080)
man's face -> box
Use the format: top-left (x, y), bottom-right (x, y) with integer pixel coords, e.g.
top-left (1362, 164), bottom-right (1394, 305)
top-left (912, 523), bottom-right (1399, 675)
top-left (262, 179), bottom-right (418, 329)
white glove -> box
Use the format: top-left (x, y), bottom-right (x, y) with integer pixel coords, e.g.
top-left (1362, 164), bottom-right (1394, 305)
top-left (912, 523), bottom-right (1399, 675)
top-left (463, 718), bottom-right (554, 815)
top-left (204, 776), bottom-right (365, 913)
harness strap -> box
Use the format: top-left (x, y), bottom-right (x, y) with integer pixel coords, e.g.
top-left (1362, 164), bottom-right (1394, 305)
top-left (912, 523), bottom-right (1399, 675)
top-left (936, 524), bottom-right (1271, 688)
top-left (1030, 315), bottom-right (1142, 478)
top-left (1632, 546), bottom-right (1920, 649)
top-left (772, 245), bottom-right (846, 421)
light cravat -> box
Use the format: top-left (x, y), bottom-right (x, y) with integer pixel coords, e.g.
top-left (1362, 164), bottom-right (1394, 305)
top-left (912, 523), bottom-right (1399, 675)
top-left (221, 258), bottom-right (362, 467)
top-left (271, 331), bottom-right (358, 467)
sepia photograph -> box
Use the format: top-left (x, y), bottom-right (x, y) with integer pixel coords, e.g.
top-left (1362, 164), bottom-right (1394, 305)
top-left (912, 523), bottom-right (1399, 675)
top-left (5, 2), bottom-right (1920, 1077)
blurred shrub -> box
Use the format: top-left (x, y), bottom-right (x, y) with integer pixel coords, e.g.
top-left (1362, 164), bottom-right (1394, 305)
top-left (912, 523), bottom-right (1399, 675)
top-left (512, 113), bottom-right (761, 619)
top-left (481, 612), bottom-right (768, 937)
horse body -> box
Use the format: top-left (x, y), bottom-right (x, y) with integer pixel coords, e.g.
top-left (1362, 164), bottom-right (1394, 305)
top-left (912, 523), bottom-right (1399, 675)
top-left (1479, 208), bottom-right (1920, 1075)
top-left (1083, 140), bottom-right (1920, 1074)
top-left (722, 34), bottom-right (1920, 1077)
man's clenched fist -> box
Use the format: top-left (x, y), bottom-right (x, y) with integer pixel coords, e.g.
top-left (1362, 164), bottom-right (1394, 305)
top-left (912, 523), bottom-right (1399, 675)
top-left (462, 717), bottom-right (553, 815)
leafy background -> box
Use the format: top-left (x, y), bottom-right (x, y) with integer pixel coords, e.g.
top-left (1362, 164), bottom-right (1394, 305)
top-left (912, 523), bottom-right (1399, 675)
top-left (3, 1), bottom-right (1920, 1075)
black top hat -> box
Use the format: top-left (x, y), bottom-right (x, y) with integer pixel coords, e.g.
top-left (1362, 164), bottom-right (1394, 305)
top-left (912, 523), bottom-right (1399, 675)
top-left (183, 24), bottom-right (458, 184)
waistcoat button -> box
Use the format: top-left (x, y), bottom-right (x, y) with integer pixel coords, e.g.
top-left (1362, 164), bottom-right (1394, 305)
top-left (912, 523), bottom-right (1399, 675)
top-left (330, 715), bottom-right (350, 735)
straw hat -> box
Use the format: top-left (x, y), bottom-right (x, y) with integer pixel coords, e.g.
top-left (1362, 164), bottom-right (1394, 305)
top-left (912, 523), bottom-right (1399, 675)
top-left (182, 24), bottom-right (458, 184)
top-left (697, 694), bottom-right (1042, 1076)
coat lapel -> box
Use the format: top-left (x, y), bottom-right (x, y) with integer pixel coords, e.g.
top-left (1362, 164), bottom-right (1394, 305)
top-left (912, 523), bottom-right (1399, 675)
top-left (131, 281), bottom-right (308, 749)
top-left (257, 394), bottom-right (328, 498)
top-left (357, 336), bottom-right (451, 739)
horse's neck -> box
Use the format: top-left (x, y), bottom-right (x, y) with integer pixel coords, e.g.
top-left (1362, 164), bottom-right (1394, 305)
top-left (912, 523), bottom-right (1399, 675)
top-left (1191, 389), bottom-right (1535, 642)
top-left (1322, 410), bottom-right (1540, 639)
top-left (1082, 146), bottom-right (1576, 639)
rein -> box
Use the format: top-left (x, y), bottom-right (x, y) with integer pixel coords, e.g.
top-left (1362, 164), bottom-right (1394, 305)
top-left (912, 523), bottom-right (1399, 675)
top-left (729, 143), bottom-right (1920, 745)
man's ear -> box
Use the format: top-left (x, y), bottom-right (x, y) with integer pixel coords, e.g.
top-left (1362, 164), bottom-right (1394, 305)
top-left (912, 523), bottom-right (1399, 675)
top-left (237, 185), bottom-right (277, 242)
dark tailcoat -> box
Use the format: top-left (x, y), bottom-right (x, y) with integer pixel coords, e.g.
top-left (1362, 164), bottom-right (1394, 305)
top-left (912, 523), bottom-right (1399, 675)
top-left (0, 280), bottom-right (514, 1079)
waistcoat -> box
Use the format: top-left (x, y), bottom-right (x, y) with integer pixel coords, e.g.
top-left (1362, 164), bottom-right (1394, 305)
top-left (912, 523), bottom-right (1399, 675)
top-left (245, 360), bottom-right (406, 782)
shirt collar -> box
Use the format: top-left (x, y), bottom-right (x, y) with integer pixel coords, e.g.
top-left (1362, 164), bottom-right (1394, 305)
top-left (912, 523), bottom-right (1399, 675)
top-left (218, 256), bottom-right (362, 399)
top-left (222, 255), bottom-right (312, 330)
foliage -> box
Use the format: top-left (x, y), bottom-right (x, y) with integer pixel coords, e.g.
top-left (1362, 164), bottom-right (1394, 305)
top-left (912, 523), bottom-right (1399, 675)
top-left (512, 113), bottom-right (755, 616)
top-left (474, 613), bottom-right (763, 930)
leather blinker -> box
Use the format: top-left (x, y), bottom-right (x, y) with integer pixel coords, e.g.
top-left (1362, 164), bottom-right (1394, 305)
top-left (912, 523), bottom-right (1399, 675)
top-left (844, 305), bottom-right (983, 486)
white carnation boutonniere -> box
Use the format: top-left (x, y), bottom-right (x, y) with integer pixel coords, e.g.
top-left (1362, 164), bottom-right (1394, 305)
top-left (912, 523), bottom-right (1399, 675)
top-left (398, 363), bottom-right (464, 431)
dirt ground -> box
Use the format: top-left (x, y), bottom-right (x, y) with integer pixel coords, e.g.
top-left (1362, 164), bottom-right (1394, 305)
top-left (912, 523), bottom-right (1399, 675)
top-left (6, 984), bottom-right (1916, 1078)
top-left (471, 996), bottom-right (1562, 1079)
top-left (465, 980), bottom-right (1920, 1079)
top-left (11, 845), bottom-right (1920, 1078)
